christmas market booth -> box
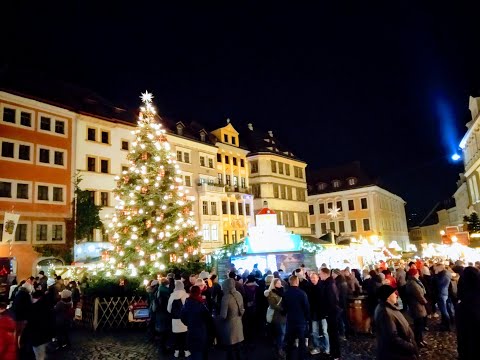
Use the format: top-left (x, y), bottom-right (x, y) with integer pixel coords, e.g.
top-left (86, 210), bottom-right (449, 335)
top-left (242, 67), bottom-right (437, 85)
top-left (212, 207), bottom-right (326, 276)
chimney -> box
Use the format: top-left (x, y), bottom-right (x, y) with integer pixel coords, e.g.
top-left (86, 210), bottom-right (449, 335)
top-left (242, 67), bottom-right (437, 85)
top-left (248, 123), bottom-right (253, 131)
top-left (268, 130), bottom-right (273, 137)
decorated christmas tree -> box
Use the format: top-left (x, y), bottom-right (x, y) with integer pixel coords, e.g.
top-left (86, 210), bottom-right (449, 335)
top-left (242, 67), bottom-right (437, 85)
top-left (103, 92), bottom-right (202, 279)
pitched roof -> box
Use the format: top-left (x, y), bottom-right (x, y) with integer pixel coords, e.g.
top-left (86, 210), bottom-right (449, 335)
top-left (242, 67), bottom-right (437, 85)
top-left (242, 123), bottom-right (303, 161)
top-left (307, 161), bottom-right (376, 195)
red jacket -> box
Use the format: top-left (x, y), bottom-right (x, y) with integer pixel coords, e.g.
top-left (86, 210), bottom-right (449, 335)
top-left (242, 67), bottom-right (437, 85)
top-left (0, 311), bottom-right (17, 360)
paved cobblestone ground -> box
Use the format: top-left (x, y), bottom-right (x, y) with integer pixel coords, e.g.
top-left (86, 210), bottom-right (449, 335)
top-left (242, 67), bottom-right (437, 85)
top-left (52, 317), bottom-right (457, 360)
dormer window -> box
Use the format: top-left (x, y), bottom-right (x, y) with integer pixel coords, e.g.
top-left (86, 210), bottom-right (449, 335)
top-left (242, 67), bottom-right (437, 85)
top-left (347, 177), bottom-right (357, 186)
top-left (232, 136), bottom-right (236, 145)
top-left (199, 130), bottom-right (207, 142)
top-left (224, 134), bottom-right (228, 143)
top-left (176, 122), bottom-right (184, 136)
top-left (317, 182), bottom-right (327, 191)
top-left (332, 180), bottom-right (341, 188)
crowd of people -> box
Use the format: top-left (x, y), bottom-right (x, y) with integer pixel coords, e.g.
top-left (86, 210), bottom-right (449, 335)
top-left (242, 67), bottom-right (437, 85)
top-left (0, 271), bottom-right (81, 360)
top-left (145, 259), bottom-right (480, 360)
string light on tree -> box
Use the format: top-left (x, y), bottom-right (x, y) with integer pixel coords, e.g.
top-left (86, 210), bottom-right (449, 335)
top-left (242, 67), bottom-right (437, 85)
top-left (103, 91), bottom-right (203, 277)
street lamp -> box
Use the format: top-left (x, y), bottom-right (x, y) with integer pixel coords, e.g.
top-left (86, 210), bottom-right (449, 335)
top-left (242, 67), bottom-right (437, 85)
top-left (451, 153), bottom-right (461, 161)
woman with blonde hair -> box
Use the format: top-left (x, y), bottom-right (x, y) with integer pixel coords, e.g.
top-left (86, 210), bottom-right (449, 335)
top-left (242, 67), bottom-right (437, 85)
top-left (267, 278), bottom-right (286, 358)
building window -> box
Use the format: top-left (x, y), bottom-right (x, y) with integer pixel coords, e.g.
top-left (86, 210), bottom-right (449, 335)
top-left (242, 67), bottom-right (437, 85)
top-left (100, 159), bottom-right (109, 173)
top-left (237, 204), bottom-right (243, 215)
top-left (233, 157), bottom-right (237, 166)
top-left (296, 188), bottom-right (306, 201)
top-left (232, 137), bottom-right (236, 145)
top-left (350, 219), bottom-right (357, 232)
top-left (348, 199), bottom-right (355, 211)
top-left (273, 184), bottom-right (279, 198)
top-left (39, 148), bottom-right (49, 163)
top-left (319, 203), bottom-right (325, 214)
top-left (217, 173), bottom-right (223, 185)
top-left (177, 151), bottom-right (183, 162)
top-left (317, 183), bottom-right (327, 191)
top-left (38, 185), bottom-right (49, 201)
top-left (271, 160), bottom-right (277, 173)
top-left (294, 166), bottom-right (303, 179)
top-left (240, 159), bottom-right (245, 167)
top-left (100, 192), bottom-right (109, 206)
top-left (184, 175), bottom-right (191, 187)
top-left (18, 145), bottom-right (30, 161)
top-left (1, 142), bottom-right (14, 158)
top-left (53, 187), bottom-right (63, 202)
top-left (87, 128), bottom-right (96, 141)
top-left (122, 165), bottom-right (129, 172)
top-left (203, 201), bottom-right (208, 215)
top-left (230, 202), bottom-right (236, 215)
top-left (208, 158), bottom-right (214, 168)
top-left (55, 120), bottom-right (65, 135)
top-left (278, 163), bottom-right (284, 174)
top-left (327, 202), bottom-right (333, 210)
top-left (330, 222), bottom-right (336, 232)
top-left (223, 230), bottom-right (229, 245)
top-left (3, 108), bottom-right (15, 123)
top-left (287, 186), bottom-right (292, 200)
top-left (309, 205), bottom-right (314, 215)
top-left (252, 184), bottom-right (261, 198)
top-left (54, 151), bottom-right (64, 166)
top-left (87, 157), bottom-right (96, 172)
top-left (336, 201), bottom-right (342, 211)
top-left (231, 231), bottom-right (237, 243)
top-left (321, 222), bottom-right (327, 234)
top-left (339, 221), bottom-right (345, 233)
top-left (241, 177), bottom-right (246, 188)
top-left (217, 153), bottom-right (222, 162)
top-left (100, 131), bottom-right (109, 144)
top-left (233, 176), bottom-right (238, 187)
top-left (246, 203), bottom-right (251, 216)
top-left (200, 156), bottom-right (206, 167)
top-left (226, 175), bottom-right (231, 186)
top-left (52, 225), bottom-right (63, 241)
top-left (184, 152), bottom-right (190, 163)
top-left (20, 112), bottom-right (31, 127)
top-left (310, 224), bottom-right (316, 235)
top-left (224, 134), bottom-right (228, 143)
top-left (332, 180), bottom-right (341, 188)
top-left (348, 178), bottom-right (357, 186)
top-left (225, 156), bottom-right (229, 164)
top-left (210, 202), bottom-right (217, 215)
top-left (222, 201), bottom-right (228, 214)
top-left (40, 116), bottom-right (51, 131)
top-left (200, 132), bottom-right (206, 142)
top-left (281, 185), bottom-right (286, 199)
top-left (0, 182), bottom-right (12, 198)
top-left (121, 141), bottom-right (129, 150)
top-left (250, 161), bottom-right (258, 173)
top-left (17, 183), bottom-right (28, 199)
top-left (363, 218), bottom-right (371, 231)
top-left (15, 224), bottom-right (27, 242)
top-left (361, 198), bottom-right (368, 209)
top-left (202, 224), bottom-right (210, 240)
top-left (285, 164), bottom-right (290, 176)
top-left (211, 224), bottom-right (218, 241)
top-left (36, 224), bottom-right (48, 242)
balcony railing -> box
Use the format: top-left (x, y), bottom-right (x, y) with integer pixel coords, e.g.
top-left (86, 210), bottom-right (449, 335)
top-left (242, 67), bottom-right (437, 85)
top-left (225, 186), bottom-right (251, 194)
top-left (197, 183), bottom-right (225, 193)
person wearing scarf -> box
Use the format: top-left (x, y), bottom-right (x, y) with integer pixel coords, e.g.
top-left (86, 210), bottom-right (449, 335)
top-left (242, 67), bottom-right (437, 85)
top-left (181, 286), bottom-right (210, 360)
top-left (220, 278), bottom-right (245, 360)
top-left (405, 268), bottom-right (428, 348)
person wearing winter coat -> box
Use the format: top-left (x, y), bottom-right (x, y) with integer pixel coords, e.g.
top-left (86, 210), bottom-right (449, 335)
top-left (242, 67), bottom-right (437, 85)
top-left (456, 266), bottom-right (480, 360)
top-left (282, 275), bottom-right (310, 360)
top-left (220, 278), bottom-right (245, 360)
top-left (210, 275), bottom-right (223, 314)
top-left (24, 290), bottom-right (55, 359)
top-left (168, 280), bottom-right (190, 358)
top-left (266, 278), bottom-right (286, 358)
top-left (54, 289), bottom-right (74, 348)
top-left (405, 269), bottom-right (428, 347)
top-left (242, 274), bottom-right (259, 345)
top-left (332, 269), bottom-right (349, 337)
top-left (433, 264), bottom-right (454, 330)
top-left (181, 285), bottom-right (211, 360)
top-left (374, 285), bottom-right (418, 360)
top-left (146, 280), bottom-right (160, 340)
top-left (0, 295), bottom-right (16, 360)
top-left (156, 278), bottom-right (172, 353)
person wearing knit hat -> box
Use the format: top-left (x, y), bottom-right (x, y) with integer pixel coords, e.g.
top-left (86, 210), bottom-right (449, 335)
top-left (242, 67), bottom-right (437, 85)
top-left (405, 268), bottom-right (428, 348)
top-left (54, 289), bottom-right (74, 348)
top-left (374, 285), bottom-right (418, 359)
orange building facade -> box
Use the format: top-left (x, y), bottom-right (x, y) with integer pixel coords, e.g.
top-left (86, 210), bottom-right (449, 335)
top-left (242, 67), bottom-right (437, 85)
top-left (0, 92), bottom-right (74, 280)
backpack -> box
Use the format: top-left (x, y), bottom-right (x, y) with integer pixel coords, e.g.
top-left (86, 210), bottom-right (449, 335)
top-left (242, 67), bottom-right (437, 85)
top-left (171, 298), bottom-right (183, 319)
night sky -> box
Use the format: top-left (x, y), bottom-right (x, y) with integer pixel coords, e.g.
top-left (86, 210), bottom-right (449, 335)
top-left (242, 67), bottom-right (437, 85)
top-left (4, 2), bottom-right (480, 221)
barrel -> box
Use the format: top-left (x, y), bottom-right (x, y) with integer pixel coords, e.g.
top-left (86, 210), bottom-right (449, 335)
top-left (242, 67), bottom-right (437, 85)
top-left (347, 295), bottom-right (370, 334)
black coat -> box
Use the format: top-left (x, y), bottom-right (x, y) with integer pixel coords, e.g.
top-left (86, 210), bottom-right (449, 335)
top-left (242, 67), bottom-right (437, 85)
top-left (374, 301), bottom-right (418, 360)
top-left (13, 287), bottom-right (31, 321)
top-left (318, 277), bottom-right (339, 319)
top-left (307, 283), bottom-right (321, 320)
top-left (24, 297), bottom-right (55, 346)
top-left (282, 286), bottom-right (309, 328)
top-left (180, 298), bottom-right (211, 351)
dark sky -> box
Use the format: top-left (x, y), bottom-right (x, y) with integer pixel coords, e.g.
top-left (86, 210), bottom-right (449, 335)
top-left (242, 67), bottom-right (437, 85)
top-left (4, 2), bottom-right (480, 220)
